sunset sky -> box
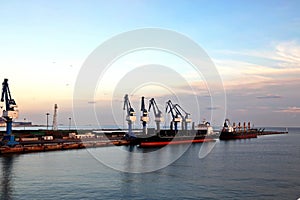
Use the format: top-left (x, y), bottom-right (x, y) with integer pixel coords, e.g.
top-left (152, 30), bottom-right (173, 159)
top-left (0, 0), bottom-right (299, 127)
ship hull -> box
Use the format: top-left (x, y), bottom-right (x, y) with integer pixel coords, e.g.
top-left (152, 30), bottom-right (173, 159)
top-left (219, 130), bottom-right (258, 140)
top-left (135, 129), bottom-right (217, 147)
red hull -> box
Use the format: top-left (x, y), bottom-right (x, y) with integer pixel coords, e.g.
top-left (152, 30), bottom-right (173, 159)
top-left (139, 138), bottom-right (215, 147)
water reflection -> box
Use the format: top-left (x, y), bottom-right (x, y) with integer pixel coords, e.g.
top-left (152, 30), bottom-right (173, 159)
top-left (1, 155), bottom-right (17, 200)
top-left (88, 143), bottom-right (193, 173)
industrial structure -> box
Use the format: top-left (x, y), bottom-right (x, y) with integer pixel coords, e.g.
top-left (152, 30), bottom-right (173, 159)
top-left (1, 79), bottom-right (19, 146)
top-left (173, 104), bottom-right (192, 130)
top-left (165, 100), bottom-right (182, 131)
top-left (0, 86), bottom-right (288, 154)
top-left (123, 94), bottom-right (136, 138)
top-left (140, 96), bottom-right (149, 134)
top-left (52, 104), bottom-right (58, 131)
top-left (148, 98), bottom-right (164, 132)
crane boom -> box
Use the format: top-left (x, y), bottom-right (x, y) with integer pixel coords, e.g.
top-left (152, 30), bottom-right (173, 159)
top-left (148, 98), bottom-right (164, 131)
top-left (1, 79), bottom-right (19, 146)
top-left (165, 100), bottom-right (181, 131)
top-left (173, 104), bottom-right (192, 130)
top-left (1, 79), bottom-right (18, 115)
top-left (123, 94), bottom-right (136, 138)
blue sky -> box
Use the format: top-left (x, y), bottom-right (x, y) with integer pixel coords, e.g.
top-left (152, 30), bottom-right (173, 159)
top-left (0, 0), bottom-right (300, 127)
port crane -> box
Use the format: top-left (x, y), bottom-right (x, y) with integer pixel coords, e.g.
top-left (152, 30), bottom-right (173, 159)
top-left (123, 94), bottom-right (136, 138)
top-left (1, 79), bottom-right (19, 146)
top-left (148, 98), bottom-right (164, 132)
top-left (140, 96), bottom-right (149, 134)
top-left (165, 100), bottom-right (181, 131)
top-left (173, 104), bottom-right (192, 130)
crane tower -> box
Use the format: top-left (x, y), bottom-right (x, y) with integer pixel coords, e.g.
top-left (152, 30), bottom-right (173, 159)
top-left (123, 94), bottom-right (136, 138)
top-left (140, 96), bottom-right (149, 134)
top-left (52, 104), bottom-right (58, 131)
top-left (165, 100), bottom-right (181, 131)
top-left (148, 98), bottom-right (164, 132)
top-left (1, 79), bottom-right (19, 146)
top-left (173, 104), bottom-right (192, 130)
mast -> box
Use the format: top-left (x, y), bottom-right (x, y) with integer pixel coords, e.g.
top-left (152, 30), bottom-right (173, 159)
top-left (52, 104), bottom-right (58, 131)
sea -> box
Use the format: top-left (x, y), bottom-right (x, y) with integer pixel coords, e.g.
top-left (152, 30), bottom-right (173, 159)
top-left (1, 127), bottom-right (299, 200)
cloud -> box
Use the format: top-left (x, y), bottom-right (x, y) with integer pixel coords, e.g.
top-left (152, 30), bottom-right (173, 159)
top-left (213, 40), bottom-right (300, 91)
top-left (275, 107), bottom-right (300, 113)
top-left (215, 40), bottom-right (300, 68)
top-left (206, 106), bottom-right (220, 110)
top-left (275, 41), bottom-right (300, 66)
top-left (256, 94), bottom-right (282, 99)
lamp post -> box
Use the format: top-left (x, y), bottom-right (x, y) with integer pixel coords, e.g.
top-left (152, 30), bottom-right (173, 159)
top-left (46, 113), bottom-right (50, 130)
top-left (24, 118), bottom-right (26, 130)
top-left (68, 117), bottom-right (71, 130)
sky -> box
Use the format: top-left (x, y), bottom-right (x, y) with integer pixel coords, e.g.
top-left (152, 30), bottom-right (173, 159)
top-left (0, 0), bottom-right (300, 127)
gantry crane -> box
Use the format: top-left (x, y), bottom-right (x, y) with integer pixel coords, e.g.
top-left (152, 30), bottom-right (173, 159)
top-left (1, 79), bottom-right (19, 146)
top-left (140, 96), bottom-right (149, 134)
top-left (173, 104), bottom-right (192, 130)
top-left (123, 94), bottom-right (136, 138)
top-left (148, 98), bottom-right (164, 132)
top-left (165, 100), bottom-right (181, 131)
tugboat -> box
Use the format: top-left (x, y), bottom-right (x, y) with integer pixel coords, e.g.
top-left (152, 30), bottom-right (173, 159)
top-left (219, 119), bottom-right (258, 140)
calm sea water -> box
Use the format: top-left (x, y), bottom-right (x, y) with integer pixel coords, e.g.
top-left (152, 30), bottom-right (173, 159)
top-left (1, 128), bottom-right (299, 200)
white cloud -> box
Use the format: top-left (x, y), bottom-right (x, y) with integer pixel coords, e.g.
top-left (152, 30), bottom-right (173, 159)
top-left (275, 41), bottom-right (300, 66)
top-left (275, 107), bottom-right (300, 113)
top-left (256, 94), bottom-right (282, 99)
top-left (214, 40), bottom-right (300, 68)
top-left (213, 40), bottom-right (300, 91)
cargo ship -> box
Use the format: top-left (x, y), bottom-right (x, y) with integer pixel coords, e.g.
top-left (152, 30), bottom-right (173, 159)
top-left (134, 121), bottom-right (218, 147)
top-left (219, 119), bottom-right (258, 140)
top-left (138, 135), bottom-right (216, 147)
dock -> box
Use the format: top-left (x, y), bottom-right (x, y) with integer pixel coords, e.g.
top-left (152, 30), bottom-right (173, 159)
top-left (0, 129), bottom-right (132, 154)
